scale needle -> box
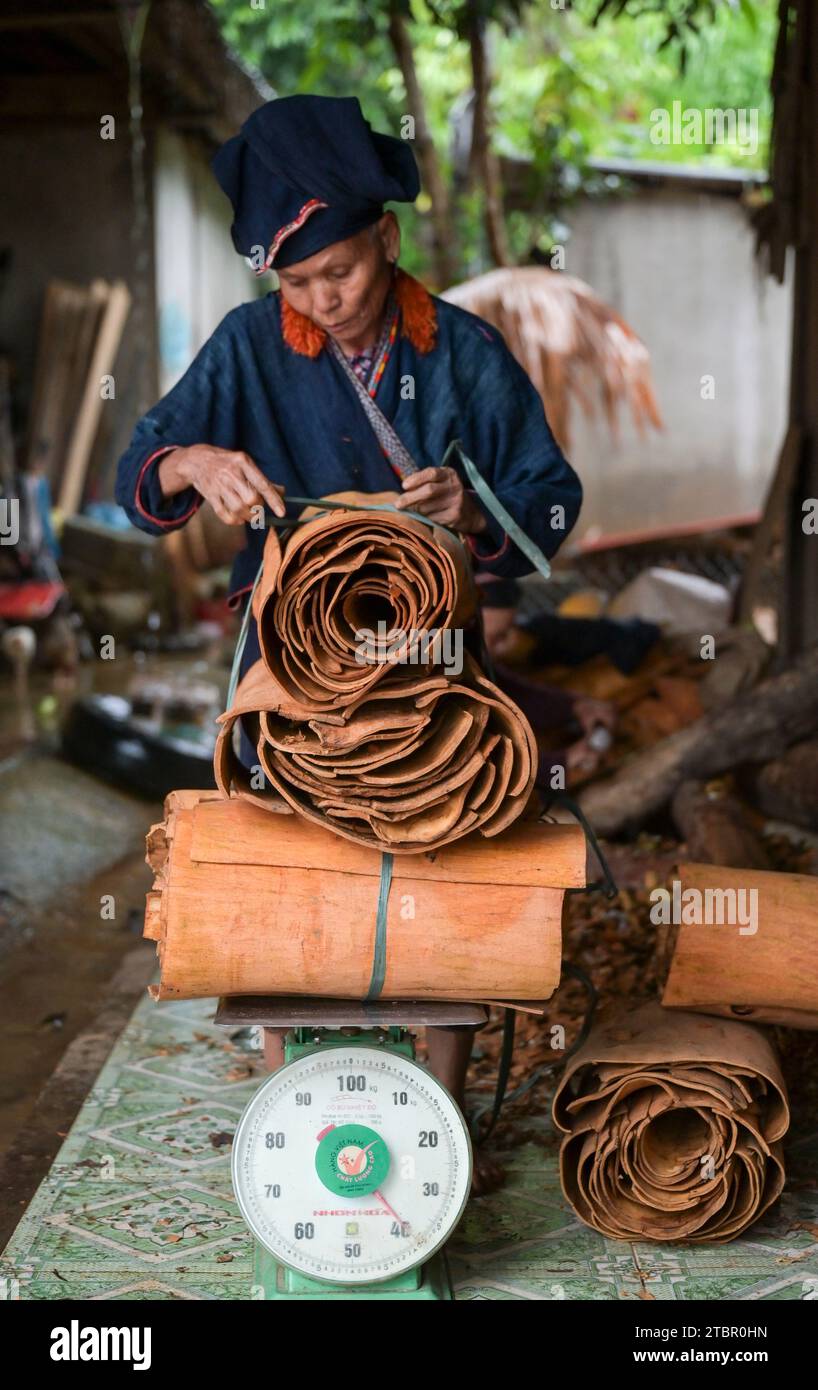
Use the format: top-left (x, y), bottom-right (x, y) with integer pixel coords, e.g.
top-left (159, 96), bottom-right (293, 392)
top-left (375, 1189), bottom-right (404, 1224)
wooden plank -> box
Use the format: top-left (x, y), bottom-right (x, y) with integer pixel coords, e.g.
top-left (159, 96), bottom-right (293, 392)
top-left (0, 76), bottom-right (124, 119)
top-left (25, 281), bottom-right (59, 473)
top-left (26, 281), bottom-right (87, 482)
top-left (58, 280), bottom-right (130, 515)
top-left (0, 9), bottom-right (115, 30)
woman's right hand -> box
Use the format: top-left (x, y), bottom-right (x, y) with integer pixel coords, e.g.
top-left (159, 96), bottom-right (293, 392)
top-left (159, 445), bottom-right (286, 525)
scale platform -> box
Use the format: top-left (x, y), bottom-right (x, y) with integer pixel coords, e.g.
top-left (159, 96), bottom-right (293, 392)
top-left (214, 996), bottom-right (490, 1029)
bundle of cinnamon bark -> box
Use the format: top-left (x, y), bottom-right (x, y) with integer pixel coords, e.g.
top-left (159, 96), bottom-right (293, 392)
top-left (145, 790), bottom-right (586, 1003)
top-left (552, 1003), bottom-right (789, 1243)
top-left (215, 496), bottom-right (538, 852)
top-left (659, 863), bottom-right (818, 1030)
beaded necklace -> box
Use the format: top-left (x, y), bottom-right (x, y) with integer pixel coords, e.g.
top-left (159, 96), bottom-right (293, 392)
top-left (345, 290), bottom-right (398, 398)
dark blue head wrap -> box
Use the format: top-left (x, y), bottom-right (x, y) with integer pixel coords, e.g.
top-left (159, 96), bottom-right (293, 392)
top-left (212, 95), bottom-right (420, 271)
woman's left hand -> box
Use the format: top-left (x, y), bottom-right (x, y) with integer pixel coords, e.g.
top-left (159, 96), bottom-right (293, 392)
top-left (395, 467), bottom-right (487, 534)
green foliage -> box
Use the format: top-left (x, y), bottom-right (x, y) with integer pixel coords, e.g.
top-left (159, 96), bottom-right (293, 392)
top-left (529, 0), bottom-right (776, 169)
top-left (588, 0), bottom-right (762, 66)
top-left (210, 0), bottom-right (776, 279)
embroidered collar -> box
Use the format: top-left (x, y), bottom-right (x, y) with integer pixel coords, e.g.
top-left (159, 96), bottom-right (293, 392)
top-left (280, 267), bottom-right (437, 359)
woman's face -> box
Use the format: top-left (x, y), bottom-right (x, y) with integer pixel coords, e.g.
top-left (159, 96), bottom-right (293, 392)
top-left (277, 214), bottom-right (400, 350)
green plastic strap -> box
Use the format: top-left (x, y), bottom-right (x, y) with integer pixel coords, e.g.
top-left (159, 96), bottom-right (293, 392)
top-left (226, 560), bottom-right (265, 709)
top-left (366, 852), bottom-right (394, 1001)
top-left (267, 494), bottom-right (462, 536)
top-left (442, 439), bottom-right (552, 582)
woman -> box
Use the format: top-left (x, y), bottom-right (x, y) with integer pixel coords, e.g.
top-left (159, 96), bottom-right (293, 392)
top-left (116, 94), bottom-right (583, 1187)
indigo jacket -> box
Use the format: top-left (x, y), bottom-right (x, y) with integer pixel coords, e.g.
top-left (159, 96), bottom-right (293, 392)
top-left (115, 273), bottom-right (582, 674)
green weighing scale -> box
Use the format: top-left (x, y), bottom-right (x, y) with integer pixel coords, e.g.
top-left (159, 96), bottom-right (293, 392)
top-left (216, 996), bottom-right (485, 1301)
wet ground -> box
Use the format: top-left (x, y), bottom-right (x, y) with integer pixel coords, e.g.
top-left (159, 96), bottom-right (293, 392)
top-left (0, 653), bottom-right (223, 1194)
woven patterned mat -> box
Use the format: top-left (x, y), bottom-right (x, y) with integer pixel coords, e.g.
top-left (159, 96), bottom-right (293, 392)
top-left (2, 990), bottom-right (818, 1301)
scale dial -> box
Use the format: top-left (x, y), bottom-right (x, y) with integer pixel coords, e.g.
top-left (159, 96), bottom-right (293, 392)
top-left (232, 1045), bottom-right (472, 1285)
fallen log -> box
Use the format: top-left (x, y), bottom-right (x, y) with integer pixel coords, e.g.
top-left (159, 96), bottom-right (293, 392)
top-left (671, 779), bottom-right (772, 869)
top-left (578, 643), bottom-right (818, 836)
top-left (660, 862), bottom-right (818, 1029)
top-left (144, 791), bottom-right (586, 1004)
top-left (748, 737), bottom-right (818, 832)
top-left (552, 1001), bottom-right (788, 1242)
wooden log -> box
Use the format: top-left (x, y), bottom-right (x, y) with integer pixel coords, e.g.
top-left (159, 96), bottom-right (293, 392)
top-left (552, 1001), bottom-right (788, 1243)
top-left (660, 862), bottom-right (818, 1029)
top-left (144, 791), bottom-right (586, 1004)
top-left (671, 779), bottom-right (772, 870)
top-left (578, 643), bottom-right (818, 836)
top-left (748, 738), bottom-right (818, 831)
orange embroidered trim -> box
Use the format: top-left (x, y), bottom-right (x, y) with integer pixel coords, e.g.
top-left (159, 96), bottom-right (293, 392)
top-left (279, 298), bottom-right (326, 357)
top-left (280, 267), bottom-right (437, 358)
top-left (395, 267), bottom-right (437, 354)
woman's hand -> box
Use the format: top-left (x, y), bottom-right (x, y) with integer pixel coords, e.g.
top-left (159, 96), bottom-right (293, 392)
top-left (395, 466), bottom-right (487, 533)
top-left (565, 698), bottom-right (617, 780)
top-left (573, 697), bottom-right (617, 738)
top-left (159, 445), bottom-right (286, 526)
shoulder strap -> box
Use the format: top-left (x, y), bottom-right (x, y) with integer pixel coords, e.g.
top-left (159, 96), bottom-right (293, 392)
top-left (328, 337), bottom-right (419, 479)
top-left (329, 343), bottom-right (554, 584)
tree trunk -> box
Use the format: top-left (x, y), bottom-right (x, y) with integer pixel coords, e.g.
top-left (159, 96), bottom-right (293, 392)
top-left (777, 3), bottom-right (818, 657)
top-left (466, 3), bottom-right (512, 267)
top-left (749, 737), bottom-right (818, 831)
top-left (671, 779), bottom-right (772, 870)
top-left (578, 643), bottom-right (818, 837)
top-left (387, 5), bottom-right (458, 289)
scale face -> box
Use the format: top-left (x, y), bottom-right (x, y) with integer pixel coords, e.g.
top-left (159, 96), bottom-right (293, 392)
top-left (232, 1044), bottom-right (472, 1286)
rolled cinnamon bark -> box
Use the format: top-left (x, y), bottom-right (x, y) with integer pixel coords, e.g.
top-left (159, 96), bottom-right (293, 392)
top-left (216, 651), bottom-right (537, 852)
top-left (552, 1002), bottom-right (788, 1243)
top-left (217, 499), bottom-right (537, 852)
top-left (144, 790), bottom-right (586, 1003)
top-left (253, 498), bottom-right (477, 717)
